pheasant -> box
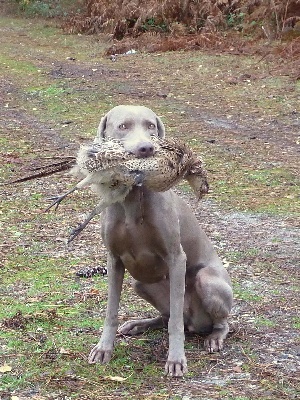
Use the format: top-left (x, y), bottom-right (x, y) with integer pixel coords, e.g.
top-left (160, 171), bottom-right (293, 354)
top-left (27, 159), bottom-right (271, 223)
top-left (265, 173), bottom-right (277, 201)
top-left (72, 136), bottom-right (208, 197)
top-left (56, 136), bottom-right (209, 242)
top-left (8, 136), bottom-right (209, 242)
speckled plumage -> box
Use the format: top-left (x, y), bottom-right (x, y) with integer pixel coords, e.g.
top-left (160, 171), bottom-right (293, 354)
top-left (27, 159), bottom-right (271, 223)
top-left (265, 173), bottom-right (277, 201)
top-left (64, 136), bottom-right (209, 241)
top-left (7, 135), bottom-right (208, 242)
top-left (75, 136), bottom-right (209, 199)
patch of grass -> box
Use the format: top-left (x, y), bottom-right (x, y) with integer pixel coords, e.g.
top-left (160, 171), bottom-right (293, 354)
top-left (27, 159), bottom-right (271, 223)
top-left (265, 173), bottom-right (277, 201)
top-left (0, 137), bottom-right (10, 145)
top-left (232, 281), bottom-right (263, 303)
top-left (254, 316), bottom-right (276, 328)
top-left (187, 135), bottom-right (299, 216)
top-left (0, 250), bottom-right (111, 395)
top-left (22, 81), bottom-right (111, 137)
top-left (292, 317), bottom-right (300, 329)
top-left (1, 18), bottom-right (299, 217)
top-left (229, 397), bottom-right (251, 400)
top-left (0, 373), bottom-right (30, 393)
top-left (28, 85), bottom-right (67, 97)
top-left (226, 248), bottom-right (260, 263)
top-left (0, 54), bottom-right (38, 74)
top-left (224, 397), bottom-right (251, 400)
top-left (209, 162), bottom-right (299, 215)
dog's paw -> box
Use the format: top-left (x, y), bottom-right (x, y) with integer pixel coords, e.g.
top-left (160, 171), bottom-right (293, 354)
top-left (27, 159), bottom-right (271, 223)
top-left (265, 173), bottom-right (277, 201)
top-left (118, 320), bottom-right (147, 335)
top-left (204, 336), bottom-right (224, 353)
top-left (88, 345), bottom-right (112, 364)
top-left (165, 358), bottom-right (187, 378)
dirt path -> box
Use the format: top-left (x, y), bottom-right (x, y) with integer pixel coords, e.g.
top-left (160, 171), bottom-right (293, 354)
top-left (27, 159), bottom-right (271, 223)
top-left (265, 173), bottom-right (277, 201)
top-left (0, 16), bottom-right (299, 400)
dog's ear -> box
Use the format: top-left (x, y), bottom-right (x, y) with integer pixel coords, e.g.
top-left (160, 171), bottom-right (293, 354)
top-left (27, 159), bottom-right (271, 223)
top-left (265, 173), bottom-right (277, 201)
top-left (156, 116), bottom-right (165, 138)
top-left (95, 114), bottom-right (108, 142)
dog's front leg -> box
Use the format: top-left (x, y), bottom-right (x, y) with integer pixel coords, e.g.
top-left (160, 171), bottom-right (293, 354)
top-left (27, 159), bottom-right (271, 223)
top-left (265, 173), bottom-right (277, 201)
top-left (165, 247), bottom-right (187, 377)
top-left (88, 254), bottom-right (124, 364)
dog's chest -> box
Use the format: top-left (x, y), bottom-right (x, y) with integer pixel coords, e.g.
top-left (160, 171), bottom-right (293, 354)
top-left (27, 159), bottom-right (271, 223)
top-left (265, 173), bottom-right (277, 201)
top-left (120, 251), bottom-right (168, 283)
top-left (104, 217), bottom-right (169, 283)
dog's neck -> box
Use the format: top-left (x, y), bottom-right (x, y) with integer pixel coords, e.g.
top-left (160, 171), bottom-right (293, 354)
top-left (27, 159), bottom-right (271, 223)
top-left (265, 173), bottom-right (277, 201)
top-left (122, 186), bottom-right (147, 223)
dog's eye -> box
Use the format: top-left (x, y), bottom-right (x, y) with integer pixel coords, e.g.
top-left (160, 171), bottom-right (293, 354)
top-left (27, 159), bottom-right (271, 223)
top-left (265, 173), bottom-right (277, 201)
top-left (119, 123), bottom-right (127, 130)
top-left (148, 123), bottom-right (156, 130)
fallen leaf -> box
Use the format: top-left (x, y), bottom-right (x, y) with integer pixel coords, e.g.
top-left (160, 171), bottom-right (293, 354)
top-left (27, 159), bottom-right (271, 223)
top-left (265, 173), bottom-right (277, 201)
top-left (232, 365), bottom-right (243, 373)
top-left (104, 375), bottom-right (127, 382)
top-left (27, 297), bottom-right (40, 303)
top-left (11, 396), bottom-right (20, 400)
top-left (222, 258), bottom-right (230, 268)
top-left (0, 364), bottom-right (12, 373)
top-left (59, 347), bottom-right (70, 354)
top-left (89, 288), bottom-right (100, 295)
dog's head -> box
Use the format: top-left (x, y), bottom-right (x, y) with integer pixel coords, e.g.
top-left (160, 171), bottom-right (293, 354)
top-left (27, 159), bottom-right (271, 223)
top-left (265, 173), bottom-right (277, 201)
top-left (96, 105), bottom-right (165, 158)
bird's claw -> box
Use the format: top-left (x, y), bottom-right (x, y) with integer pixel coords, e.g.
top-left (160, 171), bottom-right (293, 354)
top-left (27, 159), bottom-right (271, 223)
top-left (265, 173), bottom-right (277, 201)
top-left (44, 187), bottom-right (77, 213)
top-left (44, 195), bottom-right (65, 212)
top-left (68, 224), bottom-right (84, 244)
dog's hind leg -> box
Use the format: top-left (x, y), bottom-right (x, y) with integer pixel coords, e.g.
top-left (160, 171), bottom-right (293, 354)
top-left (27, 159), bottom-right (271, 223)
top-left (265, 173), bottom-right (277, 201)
top-left (195, 268), bottom-right (233, 353)
top-left (118, 279), bottom-right (171, 335)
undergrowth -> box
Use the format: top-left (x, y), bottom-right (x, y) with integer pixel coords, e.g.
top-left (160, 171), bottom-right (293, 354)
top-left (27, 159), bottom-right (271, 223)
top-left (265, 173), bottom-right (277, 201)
top-left (62, 0), bottom-right (300, 47)
top-left (12, 0), bottom-right (84, 18)
top-left (8, 0), bottom-right (300, 58)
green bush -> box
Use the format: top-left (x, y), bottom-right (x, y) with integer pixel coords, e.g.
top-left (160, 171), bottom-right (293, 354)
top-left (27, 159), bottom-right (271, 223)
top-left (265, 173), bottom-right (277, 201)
top-left (14, 0), bottom-right (82, 18)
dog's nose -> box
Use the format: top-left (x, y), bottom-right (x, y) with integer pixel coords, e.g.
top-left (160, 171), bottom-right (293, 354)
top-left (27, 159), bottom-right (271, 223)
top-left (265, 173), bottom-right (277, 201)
top-left (135, 142), bottom-right (154, 158)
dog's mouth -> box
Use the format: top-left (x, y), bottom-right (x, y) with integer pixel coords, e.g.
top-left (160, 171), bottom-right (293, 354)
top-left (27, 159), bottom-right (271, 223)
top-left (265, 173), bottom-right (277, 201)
top-left (127, 149), bottom-right (157, 159)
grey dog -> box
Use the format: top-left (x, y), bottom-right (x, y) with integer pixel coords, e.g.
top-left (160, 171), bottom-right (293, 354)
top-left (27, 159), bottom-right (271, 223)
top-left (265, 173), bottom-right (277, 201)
top-left (88, 105), bottom-right (233, 377)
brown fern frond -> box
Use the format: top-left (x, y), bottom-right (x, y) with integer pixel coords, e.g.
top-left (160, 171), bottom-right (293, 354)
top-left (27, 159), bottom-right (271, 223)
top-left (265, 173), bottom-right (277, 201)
top-left (62, 0), bottom-right (300, 51)
top-left (284, 16), bottom-right (300, 28)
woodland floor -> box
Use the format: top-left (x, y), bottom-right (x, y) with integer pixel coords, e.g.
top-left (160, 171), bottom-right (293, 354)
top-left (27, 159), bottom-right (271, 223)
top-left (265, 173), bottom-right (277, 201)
top-left (0, 13), bottom-right (299, 400)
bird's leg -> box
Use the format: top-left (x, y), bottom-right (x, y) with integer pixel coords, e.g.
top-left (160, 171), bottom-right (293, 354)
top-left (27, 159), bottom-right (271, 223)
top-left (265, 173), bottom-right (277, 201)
top-left (45, 186), bottom-right (78, 212)
top-left (45, 176), bottom-right (92, 212)
top-left (68, 199), bottom-right (110, 244)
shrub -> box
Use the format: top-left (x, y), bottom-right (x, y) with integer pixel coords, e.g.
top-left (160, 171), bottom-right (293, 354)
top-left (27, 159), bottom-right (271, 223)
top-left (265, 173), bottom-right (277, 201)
top-left (63, 0), bottom-right (300, 41)
top-left (14, 0), bottom-right (83, 18)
